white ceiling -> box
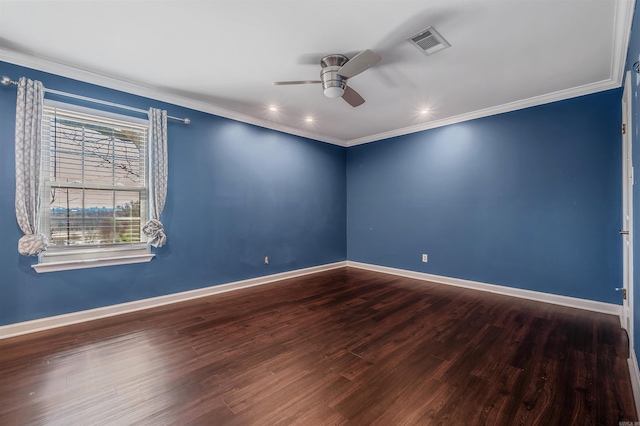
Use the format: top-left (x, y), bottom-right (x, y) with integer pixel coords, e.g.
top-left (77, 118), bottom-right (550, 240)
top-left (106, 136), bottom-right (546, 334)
top-left (0, 1), bottom-right (634, 146)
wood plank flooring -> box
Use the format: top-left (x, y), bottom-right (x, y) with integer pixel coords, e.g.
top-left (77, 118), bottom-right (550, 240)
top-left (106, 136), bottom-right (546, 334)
top-left (0, 267), bottom-right (636, 425)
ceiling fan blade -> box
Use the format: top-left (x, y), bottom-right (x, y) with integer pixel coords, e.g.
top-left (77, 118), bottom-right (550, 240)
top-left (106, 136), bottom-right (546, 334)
top-left (342, 85), bottom-right (365, 107)
top-left (337, 49), bottom-right (381, 79)
top-left (272, 80), bottom-right (322, 85)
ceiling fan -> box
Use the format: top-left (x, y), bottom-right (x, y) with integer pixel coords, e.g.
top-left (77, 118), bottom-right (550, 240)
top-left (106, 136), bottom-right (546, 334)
top-left (273, 49), bottom-right (381, 107)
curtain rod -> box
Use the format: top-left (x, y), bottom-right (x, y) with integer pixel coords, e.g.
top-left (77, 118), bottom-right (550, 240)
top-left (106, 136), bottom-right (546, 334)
top-left (1, 76), bottom-right (190, 124)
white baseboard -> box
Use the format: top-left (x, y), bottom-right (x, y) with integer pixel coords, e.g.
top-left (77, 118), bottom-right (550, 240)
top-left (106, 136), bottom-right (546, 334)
top-left (629, 350), bottom-right (640, 417)
top-left (346, 261), bottom-right (622, 316)
top-left (0, 260), bottom-right (623, 340)
top-left (0, 261), bottom-right (347, 340)
top-left (3, 258), bottom-right (631, 414)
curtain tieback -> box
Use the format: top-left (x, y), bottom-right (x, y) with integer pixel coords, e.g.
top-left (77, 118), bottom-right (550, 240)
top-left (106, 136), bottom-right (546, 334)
top-left (18, 233), bottom-right (48, 256)
top-left (143, 219), bottom-right (166, 248)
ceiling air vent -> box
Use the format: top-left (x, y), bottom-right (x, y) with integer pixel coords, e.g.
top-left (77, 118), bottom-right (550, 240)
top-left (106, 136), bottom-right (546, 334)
top-left (408, 27), bottom-right (450, 56)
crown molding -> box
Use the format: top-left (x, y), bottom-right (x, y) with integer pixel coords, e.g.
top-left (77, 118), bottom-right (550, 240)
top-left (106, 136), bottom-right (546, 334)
top-left (346, 78), bottom-right (621, 146)
top-left (1, 0), bottom-right (633, 153)
top-left (611, 0), bottom-right (636, 85)
top-left (347, 0), bottom-right (634, 146)
top-left (0, 48), bottom-right (348, 147)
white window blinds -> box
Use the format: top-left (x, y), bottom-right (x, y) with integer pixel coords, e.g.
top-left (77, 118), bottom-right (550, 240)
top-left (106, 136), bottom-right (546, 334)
top-left (41, 106), bottom-right (148, 246)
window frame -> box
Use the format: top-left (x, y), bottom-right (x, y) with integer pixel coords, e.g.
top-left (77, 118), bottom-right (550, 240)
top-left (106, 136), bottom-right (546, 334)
top-left (33, 100), bottom-right (154, 273)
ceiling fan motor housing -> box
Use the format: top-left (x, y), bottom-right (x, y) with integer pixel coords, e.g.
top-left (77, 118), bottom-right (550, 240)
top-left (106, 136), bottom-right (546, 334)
top-left (320, 54), bottom-right (348, 98)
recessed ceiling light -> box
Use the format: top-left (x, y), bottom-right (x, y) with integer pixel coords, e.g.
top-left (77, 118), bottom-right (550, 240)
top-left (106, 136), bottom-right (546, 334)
top-left (305, 116), bottom-right (314, 122)
top-left (420, 108), bottom-right (430, 114)
top-left (269, 105), bottom-right (278, 112)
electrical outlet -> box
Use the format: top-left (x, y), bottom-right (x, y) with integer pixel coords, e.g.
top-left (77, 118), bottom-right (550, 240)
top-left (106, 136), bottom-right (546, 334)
top-left (264, 256), bottom-right (269, 265)
top-left (422, 254), bottom-right (428, 262)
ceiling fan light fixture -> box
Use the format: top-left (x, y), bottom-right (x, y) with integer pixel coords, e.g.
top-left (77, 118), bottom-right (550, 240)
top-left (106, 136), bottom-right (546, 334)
top-left (324, 86), bottom-right (345, 98)
top-left (273, 49), bottom-right (378, 107)
top-left (321, 57), bottom-right (348, 99)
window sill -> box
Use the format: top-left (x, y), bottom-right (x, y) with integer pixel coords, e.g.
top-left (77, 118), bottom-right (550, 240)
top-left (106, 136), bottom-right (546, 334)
top-left (33, 244), bottom-right (154, 273)
top-left (32, 253), bottom-right (155, 273)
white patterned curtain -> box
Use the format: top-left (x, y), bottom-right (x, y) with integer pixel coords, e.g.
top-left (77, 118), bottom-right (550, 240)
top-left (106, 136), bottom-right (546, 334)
top-left (15, 77), bottom-right (48, 256)
top-left (142, 108), bottom-right (168, 248)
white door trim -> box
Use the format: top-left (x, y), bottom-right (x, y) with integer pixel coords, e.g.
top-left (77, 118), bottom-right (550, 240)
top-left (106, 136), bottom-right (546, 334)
top-left (622, 70), bottom-right (634, 350)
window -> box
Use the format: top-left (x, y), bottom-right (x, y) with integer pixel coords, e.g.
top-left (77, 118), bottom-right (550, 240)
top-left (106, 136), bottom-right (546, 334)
top-left (34, 101), bottom-right (154, 272)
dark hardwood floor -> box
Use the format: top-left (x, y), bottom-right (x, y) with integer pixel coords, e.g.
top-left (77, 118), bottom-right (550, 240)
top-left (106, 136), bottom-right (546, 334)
top-left (0, 267), bottom-right (636, 425)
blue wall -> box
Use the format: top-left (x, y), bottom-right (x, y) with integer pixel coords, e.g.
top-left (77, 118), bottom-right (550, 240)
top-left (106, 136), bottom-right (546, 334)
top-left (0, 61), bottom-right (347, 327)
top-left (347, 90), bottom-right (622, 303)
top-left (0, 55), bottom-right (627, 328)
top-left (625, 0), bottom-right (640, 365)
